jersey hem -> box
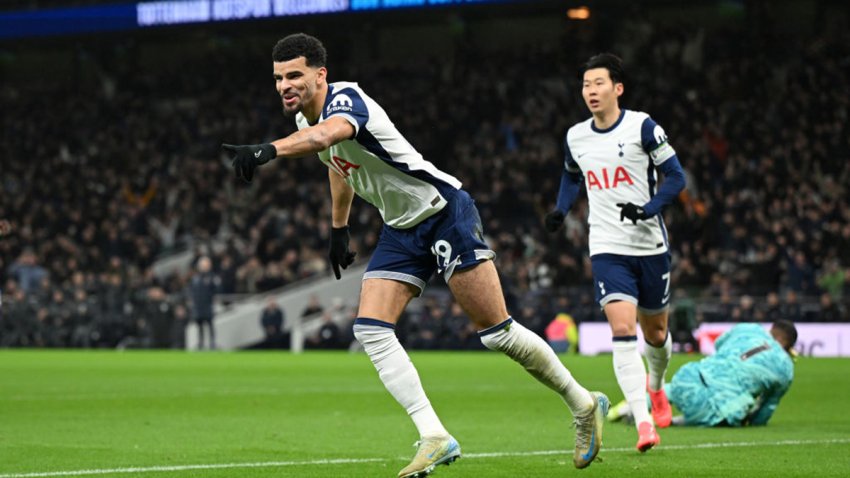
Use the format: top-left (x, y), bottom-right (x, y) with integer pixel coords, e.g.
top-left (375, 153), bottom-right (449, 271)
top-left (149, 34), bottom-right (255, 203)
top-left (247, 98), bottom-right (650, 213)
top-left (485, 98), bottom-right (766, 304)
top-left (590, 246), bottom-right (668, 257)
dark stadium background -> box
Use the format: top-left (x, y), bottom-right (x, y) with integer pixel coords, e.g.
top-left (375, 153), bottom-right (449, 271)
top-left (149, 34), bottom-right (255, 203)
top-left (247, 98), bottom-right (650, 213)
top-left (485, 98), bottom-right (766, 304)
top-left (1, 0), bottom-right (848, 351)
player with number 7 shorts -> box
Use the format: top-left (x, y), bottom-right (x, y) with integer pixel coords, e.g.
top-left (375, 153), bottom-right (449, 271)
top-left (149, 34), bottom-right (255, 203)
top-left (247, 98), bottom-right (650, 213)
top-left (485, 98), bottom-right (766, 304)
top-left (544, 53), bottom-right (687, 452)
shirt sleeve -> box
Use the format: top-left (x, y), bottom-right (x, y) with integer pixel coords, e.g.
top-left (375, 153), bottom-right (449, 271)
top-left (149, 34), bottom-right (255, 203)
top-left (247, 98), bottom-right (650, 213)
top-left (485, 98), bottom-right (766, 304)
top-left (639, 117), bottom-right (686, 217)
top-left (555, 134), bottom-right (583, 214)
top-left (748, 380), bottom-right (791, 425)
top-left (324, 87), bottom-right (370, 135)
top-left (564, 134), bottom-right (581, 174)
top-left (640, 117), bottom-right (677, 166)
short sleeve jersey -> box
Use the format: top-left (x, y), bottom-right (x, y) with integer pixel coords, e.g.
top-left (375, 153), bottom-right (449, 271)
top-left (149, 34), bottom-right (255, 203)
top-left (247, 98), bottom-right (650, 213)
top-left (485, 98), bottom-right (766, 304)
top-left (295, 82), bottom-right (462, 229)
top-left (565, 109), bottom-right (677, 256)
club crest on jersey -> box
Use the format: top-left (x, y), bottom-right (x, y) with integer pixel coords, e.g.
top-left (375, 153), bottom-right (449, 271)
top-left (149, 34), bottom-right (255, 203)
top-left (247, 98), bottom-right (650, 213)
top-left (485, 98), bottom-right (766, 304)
top-left (327, 93), bottom-right (354, 114)
top-left (617, 142), bottom-right (625, 158)
top-left (330, 155), bottom-right (360, 178)
top-left (585, 166), bottom-right (634, 190)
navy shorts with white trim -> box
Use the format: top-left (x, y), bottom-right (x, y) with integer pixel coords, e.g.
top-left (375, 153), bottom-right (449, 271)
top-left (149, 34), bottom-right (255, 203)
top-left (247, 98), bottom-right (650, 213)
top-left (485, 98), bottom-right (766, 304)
top-left (590, 252), bottom-right (671, 313)
top-left (364, 189), bottom-right (495, 295)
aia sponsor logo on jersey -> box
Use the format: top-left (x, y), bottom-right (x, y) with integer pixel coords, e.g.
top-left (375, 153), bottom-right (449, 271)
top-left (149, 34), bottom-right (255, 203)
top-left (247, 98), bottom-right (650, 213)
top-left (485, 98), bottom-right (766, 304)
top-left (585, 166), bottom-right (634, 190)
top-left (331, 155), bottom-right (360, 178)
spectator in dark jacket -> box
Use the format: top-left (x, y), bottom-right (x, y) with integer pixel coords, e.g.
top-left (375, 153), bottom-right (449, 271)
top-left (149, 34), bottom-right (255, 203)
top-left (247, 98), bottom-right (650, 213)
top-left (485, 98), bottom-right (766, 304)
top-left (260, 297), bottom-right (286, 348)
top-left (189, 256), bottom-right (220, 349)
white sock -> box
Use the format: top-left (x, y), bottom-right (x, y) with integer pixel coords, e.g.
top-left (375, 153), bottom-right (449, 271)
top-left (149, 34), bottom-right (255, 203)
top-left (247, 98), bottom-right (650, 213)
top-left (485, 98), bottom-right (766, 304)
top-left (645, 332), bottom-right (672, 392)
top-left (353, 319), bottom-right (448, 438)
top-left (613, 337), bottom-right (651, 428)
top-left (479, 318), bottom-right (594, 416)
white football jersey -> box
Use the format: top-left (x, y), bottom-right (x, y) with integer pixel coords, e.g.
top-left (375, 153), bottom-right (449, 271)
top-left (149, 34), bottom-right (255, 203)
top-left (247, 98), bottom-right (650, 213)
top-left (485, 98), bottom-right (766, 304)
top-left (295, 82), bottom-right (462, 229)
top-left (565, 109), bottom-right (676, 257)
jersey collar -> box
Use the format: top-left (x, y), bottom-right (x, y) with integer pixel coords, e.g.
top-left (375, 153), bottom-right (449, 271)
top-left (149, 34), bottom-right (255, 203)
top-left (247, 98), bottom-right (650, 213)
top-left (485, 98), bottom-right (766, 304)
top-left (319, 83), bottom-right (335, 123)
top-left (590, 109), bottom-right (626, 134)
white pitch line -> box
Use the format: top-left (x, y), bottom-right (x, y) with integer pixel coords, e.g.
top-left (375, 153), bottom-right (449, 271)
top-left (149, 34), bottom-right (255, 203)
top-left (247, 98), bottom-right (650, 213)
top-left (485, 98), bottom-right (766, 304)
top-left (463, 437), bottom-right (850, 458)
top-left (2, 438), bottom-right (849, 478)
top-left (0, 459), bottom-right (386, 478)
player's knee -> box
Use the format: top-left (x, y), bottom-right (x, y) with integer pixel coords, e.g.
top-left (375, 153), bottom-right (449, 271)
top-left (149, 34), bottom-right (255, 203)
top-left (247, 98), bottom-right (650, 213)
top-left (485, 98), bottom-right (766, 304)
top-left (610, 323), bottom-right (636, 338)
top-left (643, 327), bottom-right (668, 346)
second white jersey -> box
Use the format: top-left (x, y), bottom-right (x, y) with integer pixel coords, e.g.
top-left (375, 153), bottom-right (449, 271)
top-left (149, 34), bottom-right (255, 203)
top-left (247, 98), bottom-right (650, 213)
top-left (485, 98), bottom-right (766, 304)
top-left (565, 109), bottom-right (676, 257)
top-left (296, 82), bottom-right (462, 229)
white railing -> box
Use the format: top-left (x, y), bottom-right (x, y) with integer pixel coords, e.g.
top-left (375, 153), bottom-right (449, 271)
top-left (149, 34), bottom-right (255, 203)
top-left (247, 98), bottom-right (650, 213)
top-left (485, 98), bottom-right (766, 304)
top-left (184, 263), bottom-right (367, 351)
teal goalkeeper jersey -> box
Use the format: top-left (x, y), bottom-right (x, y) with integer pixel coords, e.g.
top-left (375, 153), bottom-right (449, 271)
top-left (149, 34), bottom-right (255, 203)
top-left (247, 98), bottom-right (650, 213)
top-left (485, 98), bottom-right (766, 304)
top-left (696, 323), bottom-right (794, 425)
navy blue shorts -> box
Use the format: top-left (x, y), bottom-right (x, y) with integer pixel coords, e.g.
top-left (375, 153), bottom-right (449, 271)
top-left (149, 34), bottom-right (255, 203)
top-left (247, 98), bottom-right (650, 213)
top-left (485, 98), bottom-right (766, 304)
top-left (364, 189), bottom-right (495, 295)
top-left (590, 252), bottom-right (671, 313)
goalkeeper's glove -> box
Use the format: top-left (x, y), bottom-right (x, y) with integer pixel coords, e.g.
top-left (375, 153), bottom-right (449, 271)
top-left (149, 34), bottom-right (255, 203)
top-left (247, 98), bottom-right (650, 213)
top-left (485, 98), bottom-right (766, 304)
top-left (329, 226), bottom-right (357, 280)
top-left (543, 210), bottom-right (566, 232)
top-left (221, 143), bottom-right (277, 183)
top-left (616, 202), bottom-right (650, 224)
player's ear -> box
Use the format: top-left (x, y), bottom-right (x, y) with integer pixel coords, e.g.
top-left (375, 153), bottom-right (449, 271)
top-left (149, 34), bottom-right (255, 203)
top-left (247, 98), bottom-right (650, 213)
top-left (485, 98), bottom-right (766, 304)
top-left (316, 66), bottom-right (328, 85)
top-left (615, 82), bottom-right (624, 97)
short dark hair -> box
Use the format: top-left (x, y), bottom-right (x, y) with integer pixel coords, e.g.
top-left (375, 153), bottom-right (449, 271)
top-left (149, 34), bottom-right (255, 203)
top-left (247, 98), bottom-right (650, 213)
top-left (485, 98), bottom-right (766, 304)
top-left (772, 319), bottom-right (798, 349)
top-left (582, 53), bottom-right (625, 84)
top-left (272, 33), bottom-right (327, 67)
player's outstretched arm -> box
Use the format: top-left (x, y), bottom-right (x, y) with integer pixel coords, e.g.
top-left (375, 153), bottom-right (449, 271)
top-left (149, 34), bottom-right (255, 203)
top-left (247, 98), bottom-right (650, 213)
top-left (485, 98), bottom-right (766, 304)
top-left (222, 116), bottom-right (355, 183)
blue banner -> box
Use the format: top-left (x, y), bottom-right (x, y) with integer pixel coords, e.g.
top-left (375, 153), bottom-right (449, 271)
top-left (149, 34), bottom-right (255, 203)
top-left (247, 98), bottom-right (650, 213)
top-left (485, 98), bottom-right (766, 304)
top-left (0, 0), bottom-right (516, 40)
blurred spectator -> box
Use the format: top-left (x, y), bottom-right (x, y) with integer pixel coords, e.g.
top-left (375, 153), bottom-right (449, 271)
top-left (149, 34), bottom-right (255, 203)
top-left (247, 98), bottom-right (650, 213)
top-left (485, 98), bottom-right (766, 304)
top-left (171, 304), bottom-right (189, 349)
top-left (762, 292), bottom-right (784, 323)
top-left (818, 293), bottom-right (845, 322)
top-left (786, 251), bottom-right (818, 295)
top-left (7, 248), bottom-right (48, 294)
top-left (308, 312), bottom-right (342, 349)
top-left (301, 294), bottom-right (324, 318)
top-left (669, 290), bottom-right (698, 353)
top-left (260, 297), bottom-right (286, 349)
top-left (188, 256), bottom-right (220, 349)
top-left (441, 302), bottom-right (480, 350)
top-left (781, 290), bottom-right (803, 324)
top-left (818, 259), bottom-right (844, 300)
top-left (144, 286), bottom-right (176, 348)
top-left (545, 313), bottom-right (577, 354)
top-left (404, 299), bottom-right (444, 350)
top-left (731, 295), bottom-right (757, 323)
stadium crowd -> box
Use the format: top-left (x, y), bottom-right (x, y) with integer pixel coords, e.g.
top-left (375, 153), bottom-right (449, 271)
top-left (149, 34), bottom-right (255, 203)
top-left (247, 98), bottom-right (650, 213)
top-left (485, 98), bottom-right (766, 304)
top-left (2, 11), bottom-right (849, 348)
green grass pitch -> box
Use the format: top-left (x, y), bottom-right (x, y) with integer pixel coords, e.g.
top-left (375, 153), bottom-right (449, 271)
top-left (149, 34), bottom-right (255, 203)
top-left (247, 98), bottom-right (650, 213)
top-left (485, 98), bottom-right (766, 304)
top-left (1, 350), bottom-right (849, 477)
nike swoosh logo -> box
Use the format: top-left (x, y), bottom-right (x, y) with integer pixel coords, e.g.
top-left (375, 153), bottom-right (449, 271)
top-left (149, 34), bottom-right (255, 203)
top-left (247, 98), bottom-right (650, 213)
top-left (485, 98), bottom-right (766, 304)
top-left (254, 150), bottom-right (262, 158)
top-left (581, 430), bottom-right (596, 461)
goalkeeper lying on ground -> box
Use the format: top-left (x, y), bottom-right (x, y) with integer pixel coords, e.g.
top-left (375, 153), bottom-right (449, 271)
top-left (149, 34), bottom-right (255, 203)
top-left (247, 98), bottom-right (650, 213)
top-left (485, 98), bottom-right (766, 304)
top-left (609, 320), bottom-right (797, 426)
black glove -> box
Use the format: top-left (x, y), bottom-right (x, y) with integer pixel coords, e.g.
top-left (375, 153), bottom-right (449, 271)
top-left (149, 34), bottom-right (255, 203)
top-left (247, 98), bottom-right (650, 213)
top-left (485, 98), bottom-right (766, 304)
top-left (221, 143), bottom-right (276, 183)
top-left (544, 210), bottom-right (566, 232)
top-left (329, 226), bottom-right (357, 280)
top-left (617, 202), bottom-right (650, 224)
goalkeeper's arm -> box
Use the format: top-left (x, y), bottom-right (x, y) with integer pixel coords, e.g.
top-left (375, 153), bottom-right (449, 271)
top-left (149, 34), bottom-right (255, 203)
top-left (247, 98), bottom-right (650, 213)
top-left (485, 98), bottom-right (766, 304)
top-left (747, 382), bottom-right (791, 426)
